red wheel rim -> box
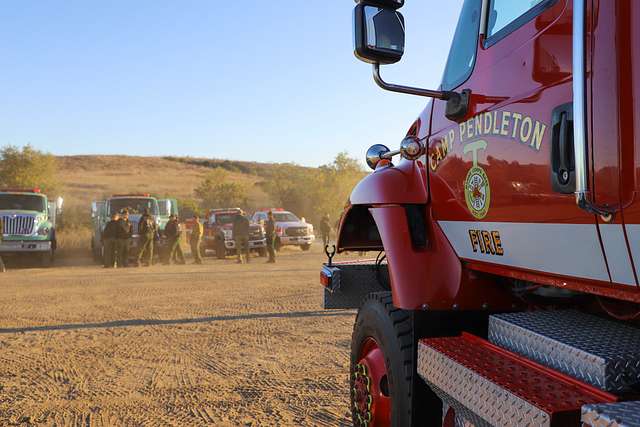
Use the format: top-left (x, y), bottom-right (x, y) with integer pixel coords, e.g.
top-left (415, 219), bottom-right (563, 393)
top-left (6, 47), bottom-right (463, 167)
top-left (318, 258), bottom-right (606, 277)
top-left (353, 337), bottom-right (391, 426)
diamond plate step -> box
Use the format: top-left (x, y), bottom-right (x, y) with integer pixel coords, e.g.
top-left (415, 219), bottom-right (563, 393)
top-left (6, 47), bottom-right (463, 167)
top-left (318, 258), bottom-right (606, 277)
top-left (488, 310), bottom-right (640, 392)
top-left (418, 333), bottom-right (617, 427)
top-left (582, 401), bottom-right (640, 427)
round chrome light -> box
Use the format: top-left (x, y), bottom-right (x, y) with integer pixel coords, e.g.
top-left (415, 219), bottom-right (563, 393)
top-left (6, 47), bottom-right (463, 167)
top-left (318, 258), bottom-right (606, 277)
top-left (366, 144), bottom-right (391, 170)
top-left (400, 136), bottom-right (423, 161)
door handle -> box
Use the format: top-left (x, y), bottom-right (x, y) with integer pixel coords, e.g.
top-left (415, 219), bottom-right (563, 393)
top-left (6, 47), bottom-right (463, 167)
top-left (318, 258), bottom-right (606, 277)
top-left (551, 103), bottom-right (575, 194)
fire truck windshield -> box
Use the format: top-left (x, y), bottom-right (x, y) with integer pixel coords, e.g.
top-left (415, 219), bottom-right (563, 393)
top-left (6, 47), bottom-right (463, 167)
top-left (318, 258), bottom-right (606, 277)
top-left (109, 198), bottom-right (158, 215)
top-left (0, 194), bottom-right (46, 212)
top-left (273, 212), bottom-right (299, 222)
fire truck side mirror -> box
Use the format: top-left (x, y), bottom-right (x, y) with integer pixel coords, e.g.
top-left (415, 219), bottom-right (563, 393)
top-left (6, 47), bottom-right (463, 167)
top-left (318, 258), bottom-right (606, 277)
top-left (353, 4), bottom-right (405, 65)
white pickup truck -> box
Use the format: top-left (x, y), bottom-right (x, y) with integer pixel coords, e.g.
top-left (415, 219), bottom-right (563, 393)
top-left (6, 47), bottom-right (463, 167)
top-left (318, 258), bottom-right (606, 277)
top-left (252, 209), bottom-right (315, 251)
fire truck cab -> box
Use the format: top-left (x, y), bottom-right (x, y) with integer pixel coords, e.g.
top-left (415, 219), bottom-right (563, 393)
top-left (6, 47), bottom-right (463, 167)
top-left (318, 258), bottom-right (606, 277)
top-left (323, 1), bottom-right (640, 425)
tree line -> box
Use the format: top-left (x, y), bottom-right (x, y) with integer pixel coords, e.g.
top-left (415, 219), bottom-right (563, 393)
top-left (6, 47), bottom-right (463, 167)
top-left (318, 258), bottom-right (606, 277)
top-left (0, 145), bottom-right (366, 227)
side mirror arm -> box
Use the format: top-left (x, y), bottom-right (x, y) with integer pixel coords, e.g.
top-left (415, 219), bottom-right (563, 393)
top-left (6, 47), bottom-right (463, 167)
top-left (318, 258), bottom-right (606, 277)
top-left (372, 64), bottom-right (470, 121)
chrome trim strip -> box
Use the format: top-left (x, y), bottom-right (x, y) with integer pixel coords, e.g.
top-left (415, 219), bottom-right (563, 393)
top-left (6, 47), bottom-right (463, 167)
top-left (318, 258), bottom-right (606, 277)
top-left (572, 0), bottom-right (613, 220)
top-left (480, 0), bottom-right (489, 36)
top-left (573, 0), bottom-right (588, 198)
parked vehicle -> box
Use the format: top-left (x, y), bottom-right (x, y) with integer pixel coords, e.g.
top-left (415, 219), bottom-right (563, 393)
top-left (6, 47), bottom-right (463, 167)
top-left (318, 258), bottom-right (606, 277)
top-left (91, 194), bottom-right (164, 262)
top-left (253, 209), bottom-right (314, 251)
top-left (202, 208), bottom-right (266, 258)
top-left (319, 1), bottom-right (640, 425)
top-left (0, 188), bottom-right (61, 267)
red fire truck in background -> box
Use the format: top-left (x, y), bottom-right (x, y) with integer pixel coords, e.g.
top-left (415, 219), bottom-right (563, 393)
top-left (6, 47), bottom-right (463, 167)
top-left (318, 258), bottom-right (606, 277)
top-left (321, 1), bottom-right (640, 425)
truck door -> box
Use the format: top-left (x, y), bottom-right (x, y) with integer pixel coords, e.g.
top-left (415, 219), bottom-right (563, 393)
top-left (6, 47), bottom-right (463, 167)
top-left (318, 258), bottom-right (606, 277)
top-left (589, 0), bottom-right (638, 288)
top-left (429, 0), bottom-right (613, 285)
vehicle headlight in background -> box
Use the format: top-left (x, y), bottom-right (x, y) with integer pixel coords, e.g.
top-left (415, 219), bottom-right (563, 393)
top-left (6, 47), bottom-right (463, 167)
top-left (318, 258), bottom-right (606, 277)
top-left (37, 227), bottom-right (50, 236)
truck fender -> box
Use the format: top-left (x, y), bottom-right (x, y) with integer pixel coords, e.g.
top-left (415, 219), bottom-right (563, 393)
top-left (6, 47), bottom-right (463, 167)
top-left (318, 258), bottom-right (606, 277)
top-left (350, 159), bottom-right (428, 206)
top-left (336, 204), bottom-right (512, 310)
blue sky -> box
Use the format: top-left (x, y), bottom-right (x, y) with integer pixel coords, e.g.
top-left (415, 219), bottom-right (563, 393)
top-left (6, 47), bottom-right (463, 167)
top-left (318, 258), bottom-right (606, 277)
top-left (0, 1), bottom-right (463, 167)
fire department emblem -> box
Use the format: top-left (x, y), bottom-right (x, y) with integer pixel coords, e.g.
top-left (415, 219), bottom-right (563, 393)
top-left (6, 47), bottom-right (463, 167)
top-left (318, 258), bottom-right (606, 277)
top-left (463, 140), bottom-right (490, 219)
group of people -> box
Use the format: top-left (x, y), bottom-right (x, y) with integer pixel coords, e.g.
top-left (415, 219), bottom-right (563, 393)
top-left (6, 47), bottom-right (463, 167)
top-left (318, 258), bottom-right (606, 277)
top-left (101, 209), bottom-right (332, 269)
top-left (102, 208), bottom-right (194, 268)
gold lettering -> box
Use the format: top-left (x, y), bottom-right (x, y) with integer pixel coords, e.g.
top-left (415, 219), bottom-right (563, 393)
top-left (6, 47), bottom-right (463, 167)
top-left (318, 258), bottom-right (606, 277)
top-left (436, 145), bottom-right (443, 161)
top-left (531, 121), bottom-right (546, 151)
top-left (492, 111), bottom-right (500, 135)
top-left (469, 230), bottom-right (479, 252)
top-left (430, 155), bottom-right (438, 171)
top-left (520, 116), bottom-right (533, 144)
top-left (481, 231), bottom-right (495, 255)
top-left (484, 112), bottom-right (493, 134)
top-left (511, 113), bottom-right (523, 138)
top-left (492, 231), bottom-right (504, 256)
top-left (501, 112), bottom-right (511, 136)
top-left (475, 115), bottom-right (483, 138)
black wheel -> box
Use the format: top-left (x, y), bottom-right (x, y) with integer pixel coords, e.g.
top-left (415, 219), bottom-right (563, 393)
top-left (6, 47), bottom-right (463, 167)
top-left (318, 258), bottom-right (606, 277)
top-left (300, 243), bottom-right (311, 251)
top-left (350, 292), bottom-right (441, 427)
top-left (274, 238), bottom-right (282, 252)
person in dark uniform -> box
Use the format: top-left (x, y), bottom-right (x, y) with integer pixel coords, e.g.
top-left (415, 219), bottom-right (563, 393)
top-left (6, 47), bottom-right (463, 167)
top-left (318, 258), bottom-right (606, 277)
top-left (265, 211), bottom-right (276, 264)
top-left (0, 216), bottom-right (6, 272)
top-left (164, 214), bottom-right (185, 265)
top-left (320, 213), bottom-right (332, 247)
top-left (190, 214), bottom-right (204, 264)
top-left (137, 208), bottom-right (156, 267)
top-left (233, 212), bottom-right (251, 264)
top-left (102, 212), bottom-right (120, 268)
top-left (116, 209), bottom-right (132, 267)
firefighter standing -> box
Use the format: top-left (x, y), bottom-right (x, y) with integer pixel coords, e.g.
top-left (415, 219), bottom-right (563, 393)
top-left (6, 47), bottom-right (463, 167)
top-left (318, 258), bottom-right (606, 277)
top-left (165, 214), bottom-right (185, 265)
top-left (0, 216), bottom-right (6, 272)
top-left (102, 212), bottom-right (120, 268)
top-left (233, 212), bottom-right (251, 264)
top-left (265, 210), bottom-right (276, 264)
top-left (190, 214), bottom-right (204, 264)
top-left (137, 208), bottom-right (156, 267)
top-left (116, 209), bottom-right (132, 267)
top-left (320, 214), bottom-right (332, 247)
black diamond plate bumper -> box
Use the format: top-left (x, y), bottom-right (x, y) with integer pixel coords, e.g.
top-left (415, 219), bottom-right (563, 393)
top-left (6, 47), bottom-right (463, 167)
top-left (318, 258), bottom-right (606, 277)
top-left (488, 310), bottom-right (640, 392)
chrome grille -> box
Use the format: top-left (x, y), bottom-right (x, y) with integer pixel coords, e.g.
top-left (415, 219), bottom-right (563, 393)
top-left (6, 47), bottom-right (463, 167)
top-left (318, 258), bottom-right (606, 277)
top-left (249, 226), bottom-right (263, 239)
top-left (285, 226), bottom-right (308, 237)
top-left (2, 215), bottom-right (36, 235)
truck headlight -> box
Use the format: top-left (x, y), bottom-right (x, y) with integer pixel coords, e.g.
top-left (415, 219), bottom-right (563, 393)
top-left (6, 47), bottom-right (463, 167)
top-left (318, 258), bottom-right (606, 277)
top-left (38, 227), bottom-right (50, 236)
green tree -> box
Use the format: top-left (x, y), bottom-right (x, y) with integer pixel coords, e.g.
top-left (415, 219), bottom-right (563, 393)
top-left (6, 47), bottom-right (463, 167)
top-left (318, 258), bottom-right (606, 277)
top-left (262, 153), bottom-right (364, 225)
top-left (0, 145), bottom-right (59, 193)
top-left (194, 170), bottom-right (248, 209)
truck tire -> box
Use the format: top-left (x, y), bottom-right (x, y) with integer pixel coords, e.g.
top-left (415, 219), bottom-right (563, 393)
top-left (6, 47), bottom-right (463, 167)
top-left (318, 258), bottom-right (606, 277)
top-left (350, 292), bottom-right (441, 427)
top-left (301, 243), bottom-right (311, 251)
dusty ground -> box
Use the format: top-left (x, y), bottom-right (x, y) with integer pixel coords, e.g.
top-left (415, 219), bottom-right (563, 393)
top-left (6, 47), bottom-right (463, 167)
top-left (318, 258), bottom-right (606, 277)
top-left (0, 245), bottom-right (356, 426)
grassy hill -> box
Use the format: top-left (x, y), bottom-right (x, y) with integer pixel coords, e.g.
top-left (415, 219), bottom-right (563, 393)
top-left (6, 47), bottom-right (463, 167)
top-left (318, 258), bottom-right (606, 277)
top-left (56, 155), bottom-right (313, 217)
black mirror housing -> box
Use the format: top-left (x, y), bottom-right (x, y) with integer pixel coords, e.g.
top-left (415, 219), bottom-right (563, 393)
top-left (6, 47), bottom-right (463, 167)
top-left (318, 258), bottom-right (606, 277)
top-left (353, 4), bottom-right (405, 65)
top-left (355, 0), bottom-right (404, 9)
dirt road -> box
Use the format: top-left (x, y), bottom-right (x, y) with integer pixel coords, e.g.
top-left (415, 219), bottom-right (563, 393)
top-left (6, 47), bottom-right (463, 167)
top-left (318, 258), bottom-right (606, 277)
top-left (0, 246), bottom-right (356, 426)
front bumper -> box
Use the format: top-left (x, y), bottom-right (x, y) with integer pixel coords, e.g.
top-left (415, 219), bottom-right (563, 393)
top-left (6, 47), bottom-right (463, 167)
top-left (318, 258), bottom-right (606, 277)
top-left (225, 238), bottom-right (267, 250)
top-left (279, 235), bottom-right (315, 246)
top-left (0, 240), bottom-right (52, 254)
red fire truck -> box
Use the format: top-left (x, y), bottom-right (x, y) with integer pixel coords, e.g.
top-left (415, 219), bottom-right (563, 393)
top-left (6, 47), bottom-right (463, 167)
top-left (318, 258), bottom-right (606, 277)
top-left (321, 1), bottom-right (640, 425)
